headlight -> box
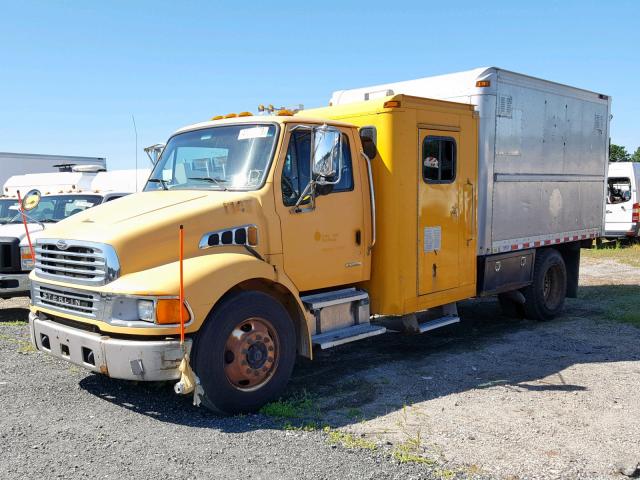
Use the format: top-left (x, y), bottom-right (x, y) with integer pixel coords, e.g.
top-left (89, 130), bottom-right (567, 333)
top-left (136, 300), bottom-right (155, 322)
top-left (108, 296), bottom-right (191, 326)
top-left (20, 246), bottom-right (34, 270)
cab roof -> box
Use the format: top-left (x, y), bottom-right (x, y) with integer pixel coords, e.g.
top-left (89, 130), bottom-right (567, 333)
top-left (173, 114), bottom-right (357, 136)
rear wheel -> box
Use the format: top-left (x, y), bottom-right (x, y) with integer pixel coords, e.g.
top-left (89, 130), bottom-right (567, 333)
top-left (192, 291), bottom-right (296, 414)
top-left (522, 249), bottom-right (567, 321)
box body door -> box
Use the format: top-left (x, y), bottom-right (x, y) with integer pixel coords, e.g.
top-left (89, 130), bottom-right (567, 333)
top-left (418, 129), bottom-right (472, 295)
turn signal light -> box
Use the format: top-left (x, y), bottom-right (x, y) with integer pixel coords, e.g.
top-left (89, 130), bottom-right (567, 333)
top-left (476, 80), bottom-right (491, 88)
top-left (155, 299), bottom-right (191, 325)
top-left (632, 202), bottom-right (639, 223)
top-left (383, 100), bottom-right (401, 108)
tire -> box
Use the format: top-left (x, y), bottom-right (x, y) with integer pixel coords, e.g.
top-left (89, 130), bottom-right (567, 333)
top-left (497, 293), bottom-right (525, 318)
top-left (192, 291), bottom-right (296, 415)
top-left (522, 249), bottom-right (567, 321)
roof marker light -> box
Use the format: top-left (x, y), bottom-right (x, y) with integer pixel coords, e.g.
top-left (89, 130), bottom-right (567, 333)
top-left (383, 100), bottom-right (401, 108)
top-left (476, 80), bottom-right (491, 88)
top-left (211, 115), bottom-right (224, 121)
top-left (224, 113), bottom-right (237, 118)
top-left (237, 111), bottom-right (252, 117)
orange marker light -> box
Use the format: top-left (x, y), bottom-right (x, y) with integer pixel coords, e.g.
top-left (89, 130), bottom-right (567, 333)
top-left (237, 111), bottom-right (252, 117)
top-left (383, 100), bottom-right (401, 108)
top-left (155, 299), bottom-right (190, 325)
top-left (224, 113), bottom-right (237, 118)
top-left (476, 80), bottom-right (491, 88)
top-left (211, 115), bottom-right (224, 121)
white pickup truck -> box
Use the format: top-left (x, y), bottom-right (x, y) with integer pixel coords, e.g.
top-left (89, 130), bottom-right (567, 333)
top-left (0, 168), bottom-right (149, 297)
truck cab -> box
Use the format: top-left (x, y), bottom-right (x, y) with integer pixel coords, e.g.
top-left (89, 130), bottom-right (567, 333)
top-left (27, 98), bottom-right (481, 414)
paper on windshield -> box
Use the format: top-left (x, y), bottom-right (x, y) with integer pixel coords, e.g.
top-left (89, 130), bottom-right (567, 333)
top-left (238, 126), bottom-right (269, 140)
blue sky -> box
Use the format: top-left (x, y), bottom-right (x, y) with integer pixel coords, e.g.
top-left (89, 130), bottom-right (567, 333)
top-left (1, 0), bottom-right (638, 169)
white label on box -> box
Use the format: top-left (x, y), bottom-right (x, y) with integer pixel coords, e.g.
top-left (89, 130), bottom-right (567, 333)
top-left (424, 226), bottom-right (441, 252)
top-left (238, 126), bottom-right (269, 140)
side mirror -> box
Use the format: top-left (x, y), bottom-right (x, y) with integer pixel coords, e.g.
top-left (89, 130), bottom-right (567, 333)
top-left (311, 126), bottom-right (342, 185)
top-left (21, 189), bottom-right (41, 211)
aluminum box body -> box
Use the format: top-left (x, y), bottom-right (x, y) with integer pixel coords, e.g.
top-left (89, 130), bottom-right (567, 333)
top-left (331, 67), bottom-right (611, 254)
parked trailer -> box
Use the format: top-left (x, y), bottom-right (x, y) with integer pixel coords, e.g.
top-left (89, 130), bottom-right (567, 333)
top-left (27, 69), bottom-right (609, 414)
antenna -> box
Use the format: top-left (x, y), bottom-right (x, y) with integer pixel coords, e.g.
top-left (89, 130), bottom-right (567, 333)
top-left (132, 114), bottom-right (138, 191)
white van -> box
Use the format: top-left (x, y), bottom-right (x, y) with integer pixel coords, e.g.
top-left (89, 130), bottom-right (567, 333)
top-left (605, 162), bottom-right (640, 238)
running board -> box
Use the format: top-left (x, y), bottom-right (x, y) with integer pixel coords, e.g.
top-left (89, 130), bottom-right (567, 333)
top-left (418, 315), bottom-right (460, 333)
top-left (312, 323), bottom-right (386, 350)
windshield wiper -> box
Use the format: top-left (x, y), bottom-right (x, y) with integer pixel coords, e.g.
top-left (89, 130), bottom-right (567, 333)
top-left (187, 177), bottom-right (229, 191)
top-left (147, 178), bottom-right (169, 190)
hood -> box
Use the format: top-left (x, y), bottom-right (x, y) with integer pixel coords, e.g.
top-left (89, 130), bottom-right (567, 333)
top-left (37, 190), bottom-right (274, 276)
top-left (0, 223), bottom-right (44, 242)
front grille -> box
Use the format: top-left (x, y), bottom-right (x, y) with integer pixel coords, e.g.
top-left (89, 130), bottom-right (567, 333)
top-left (34, 239), bottom-right (119, 286)
top-left (0, 237), bottom-right (20, 273)
top-left (32, 283), bottom-right (101, 318)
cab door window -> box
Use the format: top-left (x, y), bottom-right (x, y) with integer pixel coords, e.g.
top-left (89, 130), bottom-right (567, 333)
top-left (282, 130), bottom-right (353, 206)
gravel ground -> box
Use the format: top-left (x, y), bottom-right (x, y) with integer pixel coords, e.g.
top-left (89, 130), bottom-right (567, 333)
top-left (1, 252), bottom-right (639, 480)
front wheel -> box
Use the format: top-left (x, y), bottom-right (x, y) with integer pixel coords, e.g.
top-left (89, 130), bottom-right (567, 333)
top-left (522, 249), bottom-right (567, 321)
top-left (192, 291), bottom-right (296, 415)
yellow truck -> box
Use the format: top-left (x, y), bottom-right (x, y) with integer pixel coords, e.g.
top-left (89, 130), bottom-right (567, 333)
top-left (27, 69), bottom-right (610, 414)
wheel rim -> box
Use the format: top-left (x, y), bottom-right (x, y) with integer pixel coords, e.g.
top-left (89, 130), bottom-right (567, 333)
top-left (223, 317), bottom-right (280, 391)
top-left (542, 263), bottom-right (563, 309)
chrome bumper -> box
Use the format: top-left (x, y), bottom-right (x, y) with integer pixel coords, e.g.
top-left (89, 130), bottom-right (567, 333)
top-left (0, 273), bottom-right (30, 297)
top-left (29, 312), bottom-right (191, 381)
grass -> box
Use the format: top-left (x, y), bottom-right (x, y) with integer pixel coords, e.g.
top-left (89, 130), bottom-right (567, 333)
top-left (324, 427), bottom-right (377, 451)
top-left (0, 333), bottom-right (35, 353)
top-left (583, 242), bottom-right (640, 268)
top-left (582, 284), bottom-right (640, 327)
top-left (0, 320), bottom-right (28, 326)
top-left (259, 391), bottom-right (315, 419)
top-left (283, 421), bottom-right (319, 432)
top-left (392, 438), bottom-right (435, 464)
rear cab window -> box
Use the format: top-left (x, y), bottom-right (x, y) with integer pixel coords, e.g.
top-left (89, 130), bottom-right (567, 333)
top-left (607, 177), bottom-right (632, 204)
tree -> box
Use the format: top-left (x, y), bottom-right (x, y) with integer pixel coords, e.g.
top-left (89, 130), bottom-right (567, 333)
top-left (609, 143), bottom-right (630, 162)
top-left (631, 147), bottom-right (640, 163)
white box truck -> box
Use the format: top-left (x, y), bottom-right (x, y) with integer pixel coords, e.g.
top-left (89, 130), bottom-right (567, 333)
top-left (0, 168), bottom-right (150, 297)
top-left (0, 152), bottom-right (107, 190)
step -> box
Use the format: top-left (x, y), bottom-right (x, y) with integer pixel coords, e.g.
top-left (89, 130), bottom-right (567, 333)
top-left (312, 323), bottom-right (386, 349)
top-left (301, 288), bottom-right (368, 309)
top-left (418, 315), bottom-right (460, 333)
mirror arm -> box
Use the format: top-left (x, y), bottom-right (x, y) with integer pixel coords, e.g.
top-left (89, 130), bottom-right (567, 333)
top-left (291, 181), bottom-right (316, 213)
top-left (361, 150), bottom-right (376, 253)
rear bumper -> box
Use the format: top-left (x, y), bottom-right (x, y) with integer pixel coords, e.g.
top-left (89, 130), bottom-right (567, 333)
top-left (0, 273), bottom-right (30, 297)
top-left (29, 312), bottom-right (191, 381)
top-left (604, 224), bottom-right (639, 238)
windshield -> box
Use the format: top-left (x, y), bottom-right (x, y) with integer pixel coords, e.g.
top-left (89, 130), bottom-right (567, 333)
top-left (145, 124), bottom-right (279, 191)
top-left (4, 195), bottom-right (102, 224)
top-left (0, 199), bottom-right (19, 224)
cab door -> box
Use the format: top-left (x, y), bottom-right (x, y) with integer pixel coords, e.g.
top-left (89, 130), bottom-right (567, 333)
top-left (418, 129), bottom-right (467, 295)
top-left (274, 126), bottom-right (366, 292)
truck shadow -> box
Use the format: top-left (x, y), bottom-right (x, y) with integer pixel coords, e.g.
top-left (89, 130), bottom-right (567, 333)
top-left (0, 307), bottom-right (29, 323)
top-left (78, 284), bottom-right (640, 431)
